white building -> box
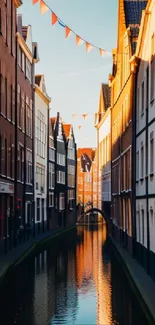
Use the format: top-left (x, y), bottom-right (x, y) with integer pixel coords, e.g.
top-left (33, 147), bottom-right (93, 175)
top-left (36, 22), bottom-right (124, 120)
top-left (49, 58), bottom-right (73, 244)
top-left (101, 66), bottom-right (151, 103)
top-left (135, 0), bottom-right (155, 274)
top-left (95, 84), bottom-right (111, 215)
top-left (34, 75), bottom-right (51, 232)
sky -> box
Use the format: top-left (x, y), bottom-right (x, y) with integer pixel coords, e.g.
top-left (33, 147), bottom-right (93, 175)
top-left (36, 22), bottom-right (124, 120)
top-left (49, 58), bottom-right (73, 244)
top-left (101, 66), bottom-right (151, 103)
top-left (19, 0), bottom-right (118, 148)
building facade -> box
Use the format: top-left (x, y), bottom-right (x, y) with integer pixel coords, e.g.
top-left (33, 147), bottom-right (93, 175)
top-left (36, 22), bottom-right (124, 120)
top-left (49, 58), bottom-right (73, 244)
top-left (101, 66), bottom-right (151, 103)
top-left (109, 0), bottom-right (148, 254)
top-left (77, 148), bottom-right (97, 209)
top-left (52, 113), bottom-right (66, 227)
top-left (95, 84), bottom-right (111, 216)
top-left (34, 75), bottom-right (51, 234)
top-left (63, 123), bottom-right (77, 226)
top-left (15, 14), bottom-right (39, 241)
top-left (48, 117), bottom-right (56, 230)
top-left (134, 0), bottom-right (155, 279)
top-left (0, 0), bottom-right (22, 255)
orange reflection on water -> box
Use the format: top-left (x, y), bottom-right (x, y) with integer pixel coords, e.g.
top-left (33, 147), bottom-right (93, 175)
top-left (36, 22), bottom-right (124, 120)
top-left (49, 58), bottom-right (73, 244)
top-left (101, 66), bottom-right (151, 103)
top-left (76, 225), bottom-right (112, 325)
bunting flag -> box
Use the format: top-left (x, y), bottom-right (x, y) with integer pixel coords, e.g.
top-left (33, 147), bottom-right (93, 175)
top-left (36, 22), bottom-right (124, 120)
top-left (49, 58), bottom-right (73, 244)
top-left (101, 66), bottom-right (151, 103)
top-left (72, 113), bottom-right (77, 118)
top-left (82, 114), bottom-right (88, 120)
top-left (52, 12), bottom-right (58, 25)
top-left (78, 125), bottom-right (82, 130)
top-left (32, 0), bottom-right (111, 57)
top-left (65, 26), bottom-right (71, 38)
top-left (40, 0), bottom-right (49, 14)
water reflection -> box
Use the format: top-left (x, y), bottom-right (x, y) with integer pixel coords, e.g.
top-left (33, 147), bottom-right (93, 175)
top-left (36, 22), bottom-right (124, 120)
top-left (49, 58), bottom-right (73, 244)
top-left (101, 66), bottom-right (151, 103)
top-left (0, 225), bottom-right (149, 325)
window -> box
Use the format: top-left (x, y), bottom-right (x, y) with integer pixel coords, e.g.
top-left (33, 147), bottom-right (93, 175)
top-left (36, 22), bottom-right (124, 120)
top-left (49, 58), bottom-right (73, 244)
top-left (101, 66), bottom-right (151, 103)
top-left (59, 193), bottom-right (65, 210)
top-left (36, 163), bottom-right (45, 191)
top-left (49, 192), bottom-right (54, 207)
top-left (68, 148), bottom-right (75, 160)
top-left (141, 81), bottom-right (144, 115)
top-left (26, 149), bottom-right (32, 184)
top-left (49, 162), bottom-right (55, 189)
top-left (57, 153), bottom-right (65, 166)
top-left (140, 143), bottom-right (144, 178)
top-left (37, 198), bottom-right (40, 222)
top-left (58, 122), bottom-right (62, 138)
top-left (49, 148), bottom-right (55, 161)
top-left (57, 170), bottom-right (65, 184)
top-left (17, 144), bottom-right (24, 182)
top-left (26, 97), bottom-right (32, 138)
top-left (36, 110), bottom-right (46, 158)
top-left (0, 75), bottom-right (5, 116)
top-left (21, 92), bottom-right (25, 132)
top-left (5, 78), bottom-right (7, 116)
top-left (18, 46), bottom-right (22, 67)
top-left (12, 86), bottom-right (15, 123)
top-left (150, 131), bottom-right (154, 175)
top-left (141, 209), bottom-right (145, 245)
top-left (17, 85), bottom-right (21, 128)
top-left (26, 58), bottom-right (32, 83)
top-left (136, 151), bottom-right (139, 181)
top-left (49, 136), bottom-right (54, 149)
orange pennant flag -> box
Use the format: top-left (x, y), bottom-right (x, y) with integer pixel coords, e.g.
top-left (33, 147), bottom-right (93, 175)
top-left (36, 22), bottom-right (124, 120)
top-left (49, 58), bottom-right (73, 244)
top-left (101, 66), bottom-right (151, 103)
top-left (40, 0), bottom-right (49, 14)
top-left (32, 0), bottom-right (39, 4)
top-left (85, 42), bottom-right (93, 53)
top-left (52, 12), bottom-right (58, 25)
top-left (76, 35), bottom-right (84, 46)
top-left (82, 114), bottom-right (88, 120)
top-left (65, 26), bottom-right (71, 38)
top-left (78, 125), bottom-right (82, 130)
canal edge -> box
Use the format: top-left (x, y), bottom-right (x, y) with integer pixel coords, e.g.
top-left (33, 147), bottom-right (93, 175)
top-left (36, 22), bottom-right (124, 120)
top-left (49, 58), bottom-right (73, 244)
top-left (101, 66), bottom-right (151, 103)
top-left (0, 226), bottom-right (76, 287)
top-left (108, 236), bottom-right (155, 325)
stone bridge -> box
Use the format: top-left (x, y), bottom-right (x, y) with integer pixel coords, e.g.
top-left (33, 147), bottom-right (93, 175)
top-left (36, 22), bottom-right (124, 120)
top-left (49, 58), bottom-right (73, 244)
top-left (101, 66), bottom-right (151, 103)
top-left (77, 207), bottom-right (111, 232)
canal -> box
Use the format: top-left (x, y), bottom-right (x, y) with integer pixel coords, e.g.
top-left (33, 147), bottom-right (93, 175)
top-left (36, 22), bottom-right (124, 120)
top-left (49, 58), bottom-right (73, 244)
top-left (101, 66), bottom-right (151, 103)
top-left (0, 225), bottom-right (149, 325)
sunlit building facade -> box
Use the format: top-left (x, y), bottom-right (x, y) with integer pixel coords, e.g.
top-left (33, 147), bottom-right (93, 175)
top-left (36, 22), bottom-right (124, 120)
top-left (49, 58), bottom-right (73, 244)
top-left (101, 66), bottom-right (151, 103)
top-left (95, 83), bottom-right (111, 216)
top-left (109, 0), bottom-right (148, 254)
top-left (77, 148), bottom-right (97, 208)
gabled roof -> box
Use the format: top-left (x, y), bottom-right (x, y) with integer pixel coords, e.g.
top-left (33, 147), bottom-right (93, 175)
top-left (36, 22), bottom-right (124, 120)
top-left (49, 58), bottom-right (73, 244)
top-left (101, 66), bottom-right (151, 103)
top-left (63, 124), bottom-right (71, 139)
top-left (124, 0), bottom-right (148, 54)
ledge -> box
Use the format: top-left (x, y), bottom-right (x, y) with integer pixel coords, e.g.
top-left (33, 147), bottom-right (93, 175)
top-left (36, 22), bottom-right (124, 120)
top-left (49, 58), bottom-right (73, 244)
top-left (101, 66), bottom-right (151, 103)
top-left (109, 236), bottom-right (155, 325)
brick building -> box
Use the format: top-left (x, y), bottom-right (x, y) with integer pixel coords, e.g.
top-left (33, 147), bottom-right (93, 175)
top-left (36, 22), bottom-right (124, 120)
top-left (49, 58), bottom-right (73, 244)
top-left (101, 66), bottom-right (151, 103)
top-left (109, 0), bottom-right (148, 253)
top-left (15, 14), bottom-right (39, 241)
top-left (77, 148), bottom-right (97, 209)
top-left (0, 0), bottom-right (22, 254)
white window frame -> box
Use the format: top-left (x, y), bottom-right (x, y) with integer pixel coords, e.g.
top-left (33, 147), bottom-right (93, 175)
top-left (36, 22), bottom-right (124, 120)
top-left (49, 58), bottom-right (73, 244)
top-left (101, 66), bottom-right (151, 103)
top-left (59, 193), bottom-right (65, 210)
top-left (49, 192), bottom-right (54, 207)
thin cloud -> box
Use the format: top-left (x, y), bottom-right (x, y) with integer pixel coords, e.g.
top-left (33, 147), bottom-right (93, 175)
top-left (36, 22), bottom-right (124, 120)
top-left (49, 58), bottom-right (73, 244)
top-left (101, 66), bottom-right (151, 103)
top-left (53, 63), bottom-right (112, 79)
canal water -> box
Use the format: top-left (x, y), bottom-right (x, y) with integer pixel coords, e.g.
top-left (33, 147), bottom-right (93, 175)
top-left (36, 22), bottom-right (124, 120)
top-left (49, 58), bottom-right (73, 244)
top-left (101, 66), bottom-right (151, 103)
top-left (0, 225), bottom-right (149, 325)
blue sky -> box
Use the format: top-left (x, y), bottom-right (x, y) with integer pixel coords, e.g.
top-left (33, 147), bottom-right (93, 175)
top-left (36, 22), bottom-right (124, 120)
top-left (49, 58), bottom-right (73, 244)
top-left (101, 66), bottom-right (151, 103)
top-left (19, 0), bottom-right (118, 147)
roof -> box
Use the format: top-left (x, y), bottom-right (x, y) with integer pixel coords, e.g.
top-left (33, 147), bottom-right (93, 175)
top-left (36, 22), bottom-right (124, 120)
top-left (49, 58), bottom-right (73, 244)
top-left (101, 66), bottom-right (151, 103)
top-left (124, 0), bottom-right (148, 54)
top-left (35, 75), bottom-right (42, 87)
top-left (63, 124), bottom-right (71, 139)
top-left (51, 117), bottom-right (56, 124)
top-left (22, 26), bottom-right (28, 41)
top-left (101, 84), bottom-right (111, 110)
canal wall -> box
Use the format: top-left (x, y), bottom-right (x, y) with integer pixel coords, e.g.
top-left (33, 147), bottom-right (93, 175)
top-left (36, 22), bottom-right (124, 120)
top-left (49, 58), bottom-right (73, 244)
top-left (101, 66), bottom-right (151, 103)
top-left (0, 225), bottom-right (76, 288)
top-left (109, 236), bottom-right (155, 325)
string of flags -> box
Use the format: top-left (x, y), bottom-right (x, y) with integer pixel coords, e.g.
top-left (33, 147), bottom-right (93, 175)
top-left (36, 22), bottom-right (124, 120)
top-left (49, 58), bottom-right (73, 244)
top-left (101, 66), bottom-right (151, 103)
top-left (32, 0), bottom-right (111, 57)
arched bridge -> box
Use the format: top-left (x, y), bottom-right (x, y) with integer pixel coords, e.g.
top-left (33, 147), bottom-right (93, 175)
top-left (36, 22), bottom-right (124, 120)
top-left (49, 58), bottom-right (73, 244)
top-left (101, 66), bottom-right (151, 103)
top-left (77, 207), bottom-right (110, 228)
